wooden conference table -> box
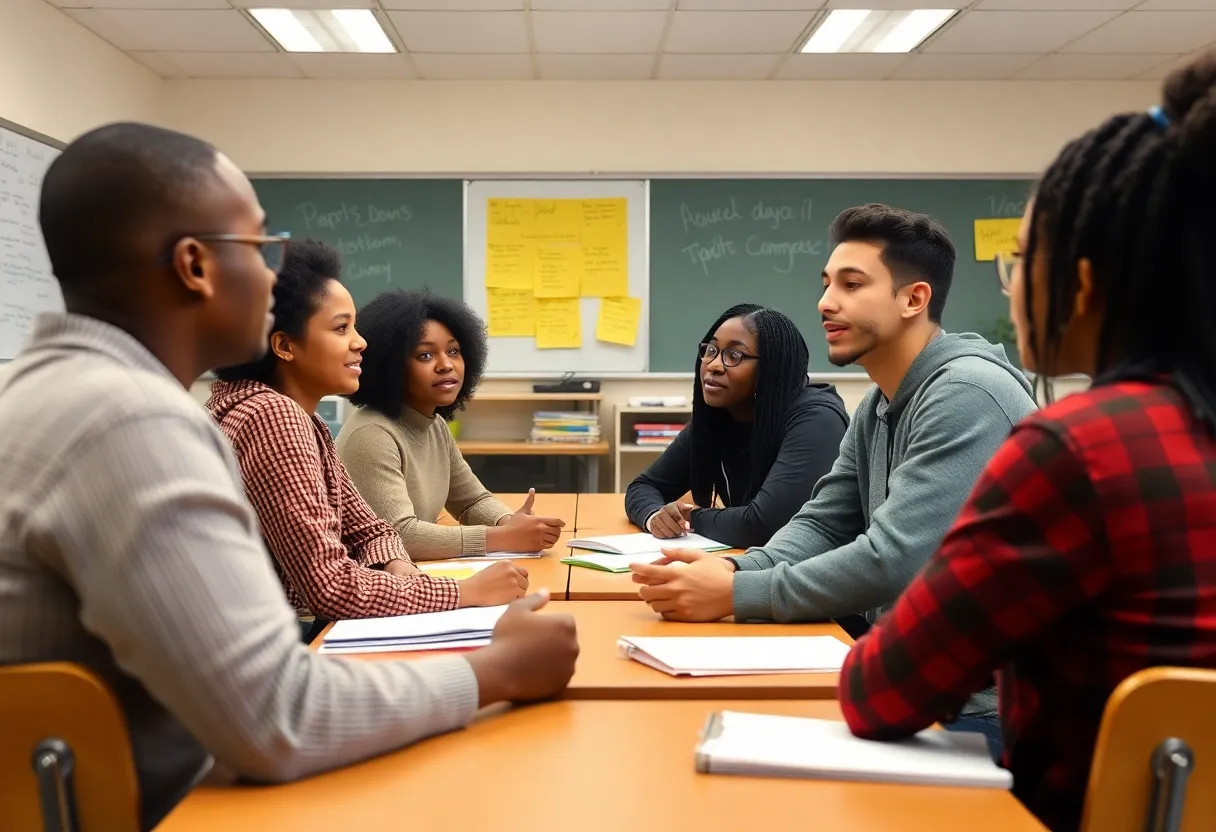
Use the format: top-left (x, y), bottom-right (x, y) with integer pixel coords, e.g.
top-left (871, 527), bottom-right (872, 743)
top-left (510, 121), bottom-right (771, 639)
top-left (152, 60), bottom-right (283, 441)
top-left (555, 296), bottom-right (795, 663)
top-left (158, 492), bottom-right (1045, 830)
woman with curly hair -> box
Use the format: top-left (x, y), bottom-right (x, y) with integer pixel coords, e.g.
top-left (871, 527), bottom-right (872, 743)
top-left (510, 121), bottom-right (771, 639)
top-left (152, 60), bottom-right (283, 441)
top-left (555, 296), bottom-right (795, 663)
top-left (338, 290), bottom-right (565, 560)
top-left (208, 242), bottom-right (528, 641)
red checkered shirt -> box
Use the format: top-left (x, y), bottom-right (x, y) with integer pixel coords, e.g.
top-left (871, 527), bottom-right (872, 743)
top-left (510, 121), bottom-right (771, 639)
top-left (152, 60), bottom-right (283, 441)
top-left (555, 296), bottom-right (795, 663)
top-left (208, 379), bottom-right (460, 619)
top-left (839, 380), bottom-right (1216, 832)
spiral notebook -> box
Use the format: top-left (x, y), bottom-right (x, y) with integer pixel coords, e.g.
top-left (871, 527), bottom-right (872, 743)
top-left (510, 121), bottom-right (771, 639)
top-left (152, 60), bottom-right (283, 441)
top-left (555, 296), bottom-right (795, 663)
top-left (695, 711), bottom-right (1012, 789)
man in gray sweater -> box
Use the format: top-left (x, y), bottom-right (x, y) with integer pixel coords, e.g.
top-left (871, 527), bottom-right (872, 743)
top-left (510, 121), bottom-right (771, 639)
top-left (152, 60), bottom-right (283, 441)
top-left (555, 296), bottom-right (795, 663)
top-left (632, 203), bottom-right (1037, 748)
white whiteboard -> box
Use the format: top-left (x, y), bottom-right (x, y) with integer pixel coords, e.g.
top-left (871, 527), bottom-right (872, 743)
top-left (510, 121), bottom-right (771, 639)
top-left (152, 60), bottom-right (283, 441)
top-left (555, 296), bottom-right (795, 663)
top-left (0, 122), bottom-right (62, 360)
top-left (464, 179), bottom-right (648, 375)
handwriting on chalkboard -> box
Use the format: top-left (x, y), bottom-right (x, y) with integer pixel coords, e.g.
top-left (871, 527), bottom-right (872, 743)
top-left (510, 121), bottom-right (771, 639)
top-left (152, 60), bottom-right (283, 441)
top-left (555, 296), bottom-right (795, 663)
top-left (677, 197), bottom-right (821, 276)
top-left (986, 195), bottom-right (1027, 218)
top-left (296, 201), bottom-right (413, 231)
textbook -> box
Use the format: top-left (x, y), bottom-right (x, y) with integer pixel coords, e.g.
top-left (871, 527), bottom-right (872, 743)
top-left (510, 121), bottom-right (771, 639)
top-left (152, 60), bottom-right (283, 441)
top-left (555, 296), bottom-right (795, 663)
top-left (694, 711), bottom-right (1013, 789)
top-left (617, 636), bottom-right (851, 677)
top-left (566, 532), bottom-right (727, 556)
top-left (318, 605), bottom-right (507, 655)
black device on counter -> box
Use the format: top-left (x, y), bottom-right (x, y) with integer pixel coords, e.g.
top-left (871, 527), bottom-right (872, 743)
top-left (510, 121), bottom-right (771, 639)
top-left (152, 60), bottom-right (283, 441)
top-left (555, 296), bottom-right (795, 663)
top-left (533, 373), bottom-right (601, 394)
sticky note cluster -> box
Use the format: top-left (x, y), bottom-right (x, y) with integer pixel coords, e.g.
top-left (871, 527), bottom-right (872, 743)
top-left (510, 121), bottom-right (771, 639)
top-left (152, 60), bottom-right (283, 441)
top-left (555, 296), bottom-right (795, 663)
top-left (485, 197), bottom-right (639, 349)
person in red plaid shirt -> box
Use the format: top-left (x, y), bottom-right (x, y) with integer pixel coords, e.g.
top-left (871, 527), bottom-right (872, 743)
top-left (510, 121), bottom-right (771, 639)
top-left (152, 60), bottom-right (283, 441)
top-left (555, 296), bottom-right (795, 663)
top-left (208, 238), bottom-right (528, 640)
top-left (839, 51), bottom-right (1216, 832)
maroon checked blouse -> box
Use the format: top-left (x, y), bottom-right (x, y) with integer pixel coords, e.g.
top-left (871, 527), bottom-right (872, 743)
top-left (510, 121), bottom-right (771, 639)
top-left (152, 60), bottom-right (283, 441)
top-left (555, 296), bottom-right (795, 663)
top-left (207, 379), bottom-right (460, 619)
top-left (839, 380), bottom-right (1216, 832)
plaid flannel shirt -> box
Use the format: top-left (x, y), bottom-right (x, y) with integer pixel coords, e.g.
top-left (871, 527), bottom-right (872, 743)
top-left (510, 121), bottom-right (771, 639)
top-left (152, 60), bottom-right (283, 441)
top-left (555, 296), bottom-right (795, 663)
top-left (839, 381), bottom-right (1216, 832)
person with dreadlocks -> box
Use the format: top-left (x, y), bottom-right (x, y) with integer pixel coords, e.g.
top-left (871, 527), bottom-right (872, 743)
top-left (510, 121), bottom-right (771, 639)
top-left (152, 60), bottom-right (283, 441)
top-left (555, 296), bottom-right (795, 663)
top-left (631, 204), bottom-right (1038, 757)
top-left (624, 304), bottom-right (848, 549)
top-left (837, 52), bottom-right (1216, 832)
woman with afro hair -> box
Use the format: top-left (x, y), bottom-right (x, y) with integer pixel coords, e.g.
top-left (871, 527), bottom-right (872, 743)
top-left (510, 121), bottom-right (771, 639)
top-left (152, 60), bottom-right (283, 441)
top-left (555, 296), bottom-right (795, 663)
top-left (338, 290), bottom-right (565, 560)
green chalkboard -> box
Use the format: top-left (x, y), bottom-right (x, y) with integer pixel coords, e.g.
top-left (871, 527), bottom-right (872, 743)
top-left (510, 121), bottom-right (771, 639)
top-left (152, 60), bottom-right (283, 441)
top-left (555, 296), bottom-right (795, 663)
top-left (648, 179), bottom-right (1033, 373)
top-left (251, 178), bottom-right (463, 310)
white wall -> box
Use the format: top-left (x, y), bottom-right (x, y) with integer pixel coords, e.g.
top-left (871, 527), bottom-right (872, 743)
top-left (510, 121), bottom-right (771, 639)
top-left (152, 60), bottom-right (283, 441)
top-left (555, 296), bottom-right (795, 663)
top-left (1, 0), bottom-right (162, 142)
top-left (161, 78), bottom-right (1156, 176)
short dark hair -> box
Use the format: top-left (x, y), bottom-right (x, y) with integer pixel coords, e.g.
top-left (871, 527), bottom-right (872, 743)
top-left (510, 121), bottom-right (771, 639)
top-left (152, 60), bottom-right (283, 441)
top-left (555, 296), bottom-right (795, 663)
top-left (348, 290), bottom-right (488, 421)
top-left (1026, 48), bottom-right (1216, 427)
top-left (828, 203), bottom-right (955, 323)
top-left (213, 238), bottom-right (341, 385)
top-left (690, 303), bottom-right (811, 508)
top-left (39, 121), bottom-right (220, 288)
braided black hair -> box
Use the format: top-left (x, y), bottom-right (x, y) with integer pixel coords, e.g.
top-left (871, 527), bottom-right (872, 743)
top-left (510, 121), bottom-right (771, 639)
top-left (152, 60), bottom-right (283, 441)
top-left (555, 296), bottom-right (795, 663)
top-left (690, 304), bottom-right (811, 508)
top-left (348, 290), bottom-right (488, 420)
top-left (1025, 50), bottom-right (1216, 428)
top-left (213, 237), bottom-right (340, 385)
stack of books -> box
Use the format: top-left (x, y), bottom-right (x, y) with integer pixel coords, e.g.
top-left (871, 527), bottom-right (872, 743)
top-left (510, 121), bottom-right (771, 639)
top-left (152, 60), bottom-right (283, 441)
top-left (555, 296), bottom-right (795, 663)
top-left (633, 422), bottom-right (684, 447)
top-left (529, 411), bottom-right (602, 444)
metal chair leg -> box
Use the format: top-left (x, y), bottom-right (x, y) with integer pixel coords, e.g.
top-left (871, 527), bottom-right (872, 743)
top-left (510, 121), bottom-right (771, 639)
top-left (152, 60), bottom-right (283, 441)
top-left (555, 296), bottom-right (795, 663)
top-left (1146, 737), bottom-right (1194, 832)
top-left (30, 738), bottom-right (79, 832)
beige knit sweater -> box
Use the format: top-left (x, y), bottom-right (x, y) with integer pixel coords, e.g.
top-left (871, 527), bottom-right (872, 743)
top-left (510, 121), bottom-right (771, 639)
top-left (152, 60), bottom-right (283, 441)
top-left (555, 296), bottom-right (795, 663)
top-left (336, 406), bottom-right (512, 559)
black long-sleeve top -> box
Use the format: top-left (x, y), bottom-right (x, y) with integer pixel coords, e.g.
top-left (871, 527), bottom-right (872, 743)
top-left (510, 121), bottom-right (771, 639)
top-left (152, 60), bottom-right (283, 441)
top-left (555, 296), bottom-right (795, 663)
top-left (624, 383), bottom-right (849, 548)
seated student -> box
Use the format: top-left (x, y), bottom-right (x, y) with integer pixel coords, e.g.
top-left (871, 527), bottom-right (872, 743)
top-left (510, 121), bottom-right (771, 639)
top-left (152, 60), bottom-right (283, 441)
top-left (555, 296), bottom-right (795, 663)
top-left (337, 290), bottom-right (565, 560)
top-left (839, 54), bottom-right (1216, 832)
top-left (0, 122), bottom-right (577, 830)
top-left (624, 304), bottom-right (848, 549)
top-left (207, 240), bottom-right (527, 635)
top-left (631, 203), bottom-right (1039, 752)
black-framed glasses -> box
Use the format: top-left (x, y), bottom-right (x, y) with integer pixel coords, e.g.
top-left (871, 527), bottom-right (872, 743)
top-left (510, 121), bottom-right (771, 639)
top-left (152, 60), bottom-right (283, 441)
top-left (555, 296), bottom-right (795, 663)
top-left (699, 342), bottom-right (760, 368)
top-left (159, 232), bottom-right (292, 274)
top-left (994, 250), bottom-right (1020, 297)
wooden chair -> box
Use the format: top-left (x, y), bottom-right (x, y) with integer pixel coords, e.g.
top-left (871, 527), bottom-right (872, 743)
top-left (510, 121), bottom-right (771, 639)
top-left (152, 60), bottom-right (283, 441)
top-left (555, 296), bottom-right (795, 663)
top-left (1082, 666), bottom-right (1216, 832)
top-left (0, 662), bottom-right (140, 832)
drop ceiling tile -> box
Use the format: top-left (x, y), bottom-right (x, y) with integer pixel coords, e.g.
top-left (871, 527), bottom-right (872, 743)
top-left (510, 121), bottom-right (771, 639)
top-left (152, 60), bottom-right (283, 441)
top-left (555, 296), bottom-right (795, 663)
top-left (386, 11), bottom-right (528, 52)
top-left (658, 54), bottom-right (782, 79)
top-left (290, 53), bottom-right (419, 78)
top-left (777, 53), bottom-right (908, 79)
top-left (924, 10), bottom-right (1120, 53)
top-left (535, 0), bottom-right (670, 9)
top-left (889, 52), bottom-right (1040, 80)
top-left (532, 11), bottom-right (667, 53)
top-left (411, 52), bottom-right (533, 79)
top-left (127, 51), bottom-right (189, 78)
top-left (537, 53), bottom-right (654, 79)
top-left (974, 0), bottom-right (1138, 9)
top-left (1062, 12), bottom-right (1216, 53)
top-left (1134, 49), bottom-right (1208, 79)
top-left (379, 0), bottom-right (522, 9)
top-left (678, 0), bottom-right (825, 9)
top-left (1135, 1), bottom-right (1216, 10)
top-left (52, 0), bottom-right (229, 8)
top-left (63, 9), bottom-right (274, 52)
top-left (665, 11), bottom-right (816, 54)
top-left (1015, 52), bottom-right (1177, 79)
top-left (160, 51), bottom-right (305, 78)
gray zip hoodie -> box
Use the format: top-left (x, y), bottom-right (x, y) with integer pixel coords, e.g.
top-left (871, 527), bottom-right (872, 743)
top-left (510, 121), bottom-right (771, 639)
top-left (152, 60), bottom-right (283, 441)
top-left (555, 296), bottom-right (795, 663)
top-left (731, 333), bottom-right (1037, 714)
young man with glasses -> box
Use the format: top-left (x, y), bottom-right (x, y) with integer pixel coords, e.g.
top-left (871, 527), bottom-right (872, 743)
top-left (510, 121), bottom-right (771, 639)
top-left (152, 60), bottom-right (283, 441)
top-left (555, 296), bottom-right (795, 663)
top-left (631, 203), bottom-right (1037, 755)
top-left (0, 122), bottom-right (578, 829)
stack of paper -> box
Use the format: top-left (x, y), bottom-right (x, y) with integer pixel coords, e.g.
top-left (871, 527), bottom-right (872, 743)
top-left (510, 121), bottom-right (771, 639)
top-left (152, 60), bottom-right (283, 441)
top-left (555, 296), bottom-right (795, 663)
top-left (318, 605), bottom-right (508, 655)
top-left (567, 532), bottom-right (727, 555)
top-left (617, 636), bottom-right (851, 677)
top-left (695, 711), bottom-right (1012, 789)
top-left (530, 411), bottom-right (601, 444)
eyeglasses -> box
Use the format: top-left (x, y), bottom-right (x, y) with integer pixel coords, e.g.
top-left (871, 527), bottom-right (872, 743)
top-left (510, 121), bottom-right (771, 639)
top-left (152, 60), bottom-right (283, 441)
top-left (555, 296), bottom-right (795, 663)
top-left (994, 251), bottom-right (1020, 297)
top-left (159, 232), bottom-right (292, 274)
top-left (699, 342), bottom-right (760, 368)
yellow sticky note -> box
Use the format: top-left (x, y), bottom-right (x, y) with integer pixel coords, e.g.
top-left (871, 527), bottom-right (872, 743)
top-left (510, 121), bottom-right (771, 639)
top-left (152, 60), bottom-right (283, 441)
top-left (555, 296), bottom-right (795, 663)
top-left (536, 298), bottom-right (582, 349)
top-left (486, 241), bottom-right (533, 289)
top-left (419, 566), bottom-right (481, 580)
top-left (488, 199), bottom-right (527, 246)
top-left (519, 199), bottom-right (581, 245)
top-left (581, 198), bottom-right (626, 231)
top-left (534, 245), bottom-right (582, 298)
top-left (974, 218), bottom-right (1021, 261)
top-left (486, 288), bottom-right (537, 337)
top-left (596, 296), bottom-right (641, 347)
top-left (581, 240), bottom-right (628, 297)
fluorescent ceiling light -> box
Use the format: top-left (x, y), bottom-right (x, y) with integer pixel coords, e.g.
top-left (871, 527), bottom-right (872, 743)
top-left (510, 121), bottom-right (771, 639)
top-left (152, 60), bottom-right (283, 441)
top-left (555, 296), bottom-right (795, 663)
top-left (801, 8), bottom-right (957, 54)
top-left (250, 8), bottom-right (397, 54)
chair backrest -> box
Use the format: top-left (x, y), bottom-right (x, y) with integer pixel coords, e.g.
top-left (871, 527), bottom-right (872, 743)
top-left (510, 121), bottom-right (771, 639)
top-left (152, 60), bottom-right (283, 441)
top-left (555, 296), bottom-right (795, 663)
top-left (0, 662), bottom-right (140, 832)
top-left (1082, 666), bottom-right (1216, 832)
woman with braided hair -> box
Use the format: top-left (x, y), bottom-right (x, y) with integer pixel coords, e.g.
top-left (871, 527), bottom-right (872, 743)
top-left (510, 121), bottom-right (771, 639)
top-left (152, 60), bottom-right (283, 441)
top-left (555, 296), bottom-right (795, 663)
top-left (838, 49), bottom-right (1216, 831)
top-left (625, 303), bottom-right (848, 549)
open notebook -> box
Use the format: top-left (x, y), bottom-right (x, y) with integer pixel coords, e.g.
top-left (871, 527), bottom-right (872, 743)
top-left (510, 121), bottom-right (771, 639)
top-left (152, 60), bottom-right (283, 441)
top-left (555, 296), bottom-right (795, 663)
top-left (618, 636), bottom-right (851, 676)
top-left (566, 532), bottom-right (727, 556)
top-left (695, 711), bottom-right (1012, 789)
top-left (560, 551), bottom-right (681, 573)
top-left (318, 605), bottom-right (507, 655)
